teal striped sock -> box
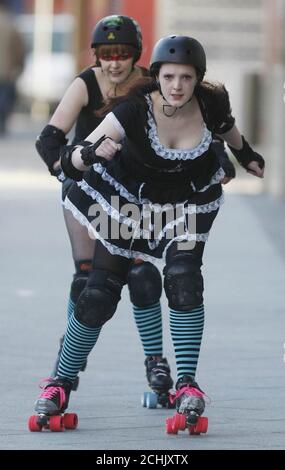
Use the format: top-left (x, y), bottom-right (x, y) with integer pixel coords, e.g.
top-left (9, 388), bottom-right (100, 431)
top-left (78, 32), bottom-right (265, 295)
top-left (133, 302), bottom-right (163, 356)
top-left (170, 304), bottom-right (204, 379)
top-left (57, 314), bottom-right (101, 381)
top-left (67, 297), bottom-right (75, 321)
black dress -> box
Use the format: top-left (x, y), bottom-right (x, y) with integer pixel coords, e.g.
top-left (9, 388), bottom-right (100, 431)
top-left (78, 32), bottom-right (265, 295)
top-left (64, 88), bottom-right (235, 263)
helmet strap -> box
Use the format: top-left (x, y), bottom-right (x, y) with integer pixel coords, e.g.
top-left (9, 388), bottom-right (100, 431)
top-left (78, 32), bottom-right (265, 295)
top-left (162, 105), bottom-right (178, 117)
top-left (162, 96), bottom-right (192, 118)
top-left (157, 78), bottom-right (193, 117)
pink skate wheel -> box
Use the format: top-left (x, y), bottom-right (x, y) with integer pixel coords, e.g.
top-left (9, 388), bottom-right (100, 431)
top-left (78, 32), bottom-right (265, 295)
top-left (63, 413), bottom-right (78, 430)
top-left (189, 416), bottom-right (208, 435)
top-left (197, 416), bottom-right (208, 433)
top-left (173, 413), bottom-right (186, 431)
top-left (28, 415), bottom-right (42, 432)
top-left (170, 414), bottom-right (179, 434)
top-left (49, 415), bottom-right (64, 432)
top-left (165, 417), bottom-right (174, 434)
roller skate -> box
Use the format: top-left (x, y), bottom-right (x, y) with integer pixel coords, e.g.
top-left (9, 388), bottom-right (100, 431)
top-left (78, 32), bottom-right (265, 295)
top-left (141, 357), bottom-right (175, 409)
top-left (165, 375), bottom-right (208, 436)
top-left (51, 334), bottom-right (87, 391)
top-left (28, 377), bottom-right (78, 432)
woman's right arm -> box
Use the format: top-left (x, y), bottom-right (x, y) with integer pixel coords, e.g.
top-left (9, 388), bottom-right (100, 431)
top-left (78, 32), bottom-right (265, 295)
top-left (60, 113), bottom-right (124, 180)
top-left (61, 98), bottom-right (138, 180)
top-left (71, 114), bottom-right (124, 171)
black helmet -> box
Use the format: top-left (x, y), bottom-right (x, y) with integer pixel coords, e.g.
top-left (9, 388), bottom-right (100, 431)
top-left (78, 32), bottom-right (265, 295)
top-left (150, 35), bottom-right (206, 81)
top-left (91, 15), bottom-right (142, 62)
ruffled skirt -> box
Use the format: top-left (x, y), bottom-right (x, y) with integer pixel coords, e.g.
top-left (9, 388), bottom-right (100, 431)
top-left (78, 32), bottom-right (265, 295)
top-left (63, 162), bottom-right (224, 263)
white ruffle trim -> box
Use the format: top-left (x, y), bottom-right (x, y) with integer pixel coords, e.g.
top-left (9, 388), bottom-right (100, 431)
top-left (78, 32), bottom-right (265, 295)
top-left (78, 179), bottom-right (138, 228)
top-left (80, 170), bottom-right (182, 212)
top-left (92, 163), bottom-right (141, 203)
top-left (194, 167), bottom-right (226, 193)
top-left (186, 193), bottom-right (224, 214)
top-left (63, 197), bottom-right (211, 265)
top-left (145, 94), bottom-right (212, 161)
top-left (87, 163), bottom-right (223, 212)
top-left (77, 176), bottom-right (224, 239)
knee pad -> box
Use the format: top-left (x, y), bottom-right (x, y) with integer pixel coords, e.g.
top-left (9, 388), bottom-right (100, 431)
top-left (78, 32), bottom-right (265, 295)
top-left (163, 255), bottom-right (204, 310)
top-left (74, 269), bottom-right (124, 328)
top-left (70, 260), bottom-right (92, 304)
top-left (127, 261), bottom-right (162, 307)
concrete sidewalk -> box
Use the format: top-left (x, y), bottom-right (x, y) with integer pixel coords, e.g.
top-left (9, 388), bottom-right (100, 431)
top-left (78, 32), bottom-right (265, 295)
top-left (0, 131), bottom-right (284, 450)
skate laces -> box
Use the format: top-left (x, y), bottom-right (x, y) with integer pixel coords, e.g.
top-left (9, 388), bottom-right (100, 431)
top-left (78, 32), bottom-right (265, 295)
top-left (152, 366), bottom-right (169, 376)
top-left (169, 386), bottom-right (205, 405)
top-left (38, 378), bottom-right (66, 408)
top-left (148, 358), bottom-right (170, 376)
top-left (38, 377), bottom-right (54, 388)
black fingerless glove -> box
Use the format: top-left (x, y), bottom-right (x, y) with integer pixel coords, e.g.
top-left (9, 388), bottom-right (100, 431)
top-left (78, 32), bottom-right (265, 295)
top-left (212, 138), bottom-right (236, 178)
top-left (79, 135), bottom-right (107, 166)
top-left (228, 136), bottom-right (265, 170)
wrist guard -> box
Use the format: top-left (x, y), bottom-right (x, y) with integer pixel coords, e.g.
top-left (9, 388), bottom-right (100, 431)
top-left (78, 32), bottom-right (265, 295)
top-left (212, 138), bottom-right (236, 178)
top-left (53, 166), bottom-right (66, 183)
top-left (60, 145), bottom-right (84, 181)
top-left (35, 124), bottom-right (67, 175)
top-left (228, 136), bottom-right (265, 170)
top-left (79, 135), bottom-right (107, 166)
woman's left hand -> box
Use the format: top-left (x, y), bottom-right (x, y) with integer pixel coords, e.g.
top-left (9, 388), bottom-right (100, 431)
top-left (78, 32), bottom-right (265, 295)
top-left (246, 160), bottom-right (265, 178)
top-left (95, 138), bottom-right (122, 161)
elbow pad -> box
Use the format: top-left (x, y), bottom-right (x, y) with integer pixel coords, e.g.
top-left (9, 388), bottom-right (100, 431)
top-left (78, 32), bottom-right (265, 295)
top-left (60, 145), bottom-right (84, 182)
top-left (228, 136), bottom-right (265, 170)
top-left (35, 125), bottom-right (68, 175)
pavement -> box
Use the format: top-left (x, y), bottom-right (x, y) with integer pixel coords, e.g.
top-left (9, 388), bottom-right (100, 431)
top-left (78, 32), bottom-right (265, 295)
top-left (0, 116), bottom-right (285, 451)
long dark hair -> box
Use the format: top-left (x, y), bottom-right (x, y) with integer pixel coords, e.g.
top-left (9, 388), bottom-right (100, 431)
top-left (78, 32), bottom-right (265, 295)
top-left (96, 76), bottom-right (157, 117)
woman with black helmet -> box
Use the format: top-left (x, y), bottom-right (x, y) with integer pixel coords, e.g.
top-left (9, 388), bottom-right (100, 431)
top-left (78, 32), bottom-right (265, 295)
top-left (31, 34), bottom-right (257, 429)
top-left (34, 15), bottom-right (175, 395)
top-left (35, 16), bottom-right (235, 400)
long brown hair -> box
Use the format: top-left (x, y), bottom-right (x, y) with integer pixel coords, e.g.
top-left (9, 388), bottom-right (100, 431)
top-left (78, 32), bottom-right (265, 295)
top-left (96, 75), bottom-right (156, 118)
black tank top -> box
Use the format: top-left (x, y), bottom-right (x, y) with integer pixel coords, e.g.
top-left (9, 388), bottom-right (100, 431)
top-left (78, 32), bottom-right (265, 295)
top-left (72, 66), bottom-right (149, 145)
top-left (72, 68), bottom-right (103, 144)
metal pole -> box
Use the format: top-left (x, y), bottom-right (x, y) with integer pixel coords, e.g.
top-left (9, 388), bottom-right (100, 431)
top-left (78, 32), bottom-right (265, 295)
top-left (70, 0), bottom-right (84, 74)
top-left (32, 0), bottom-right (54, 117)
top-left (264, 0), bottom-right (285, 198)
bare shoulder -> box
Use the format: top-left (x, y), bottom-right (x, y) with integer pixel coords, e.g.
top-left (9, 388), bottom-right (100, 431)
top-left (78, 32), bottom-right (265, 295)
top-left (66, 76), bottom-right (89, 106)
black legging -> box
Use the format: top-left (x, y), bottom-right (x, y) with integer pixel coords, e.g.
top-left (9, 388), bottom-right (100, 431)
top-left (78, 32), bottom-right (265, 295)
top-left (89, 241), bottom-right (132, 284)
top-left (63, 207), bottom-right (95, 263)
top-left (88, 238), bottom-right (206, 289)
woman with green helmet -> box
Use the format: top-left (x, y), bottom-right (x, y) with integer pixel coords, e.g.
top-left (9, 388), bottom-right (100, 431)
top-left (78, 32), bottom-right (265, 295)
top-left (31, 34), bottom-right (248, 429)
